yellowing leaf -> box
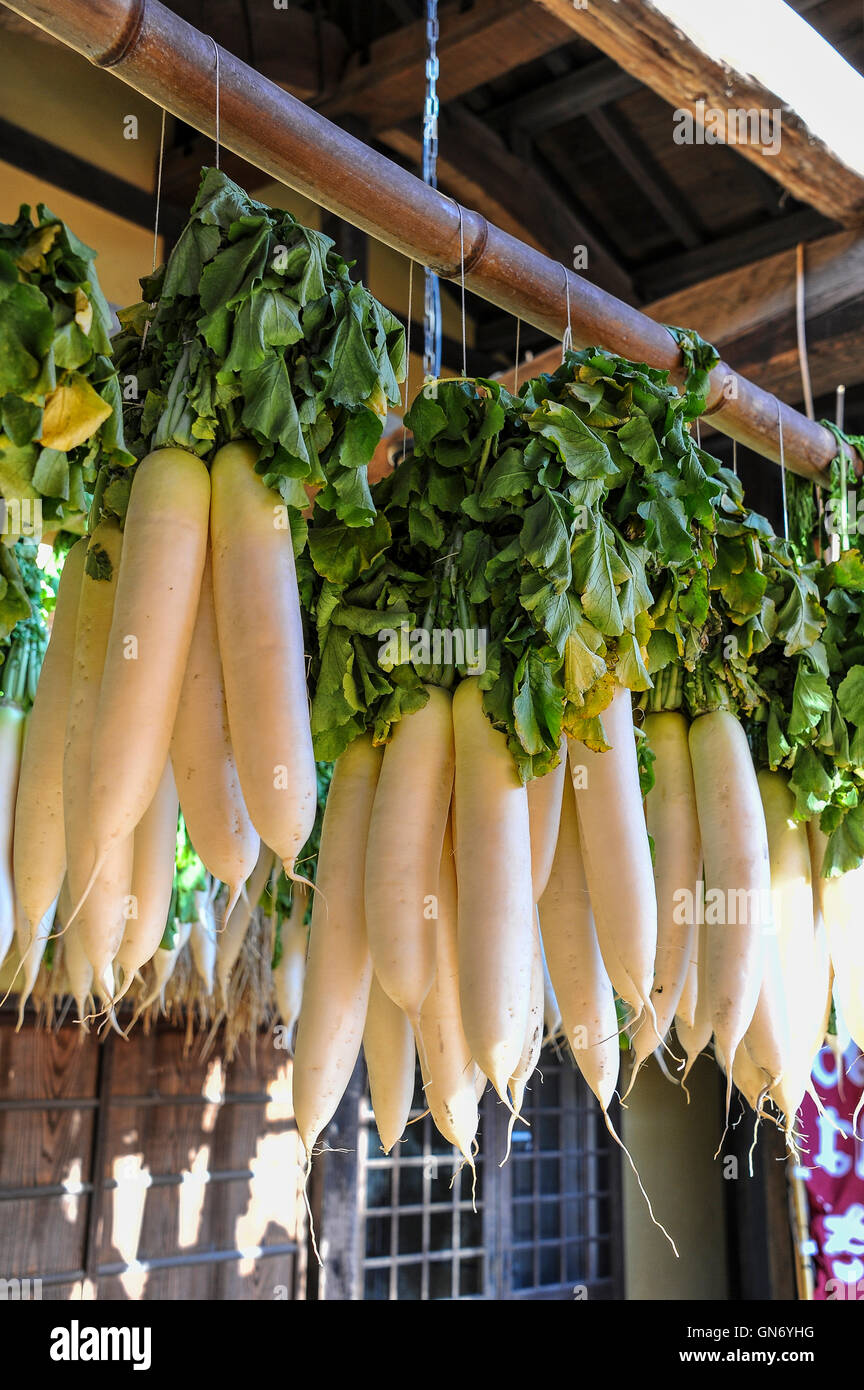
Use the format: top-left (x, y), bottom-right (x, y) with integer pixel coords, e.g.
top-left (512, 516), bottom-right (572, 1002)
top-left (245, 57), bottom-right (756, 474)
top-left (17, 222), bottom-right (61, 273)
top-left (571, 669), bottom-right (616, 722)
top-left (565, 712), bottom-right (611, 752)
top-left (74, 288), bottom-right (93, 336)
top-left (39, 373), bottom-right (111, 452)
top-left (364, 381), bottom-right (388, 422)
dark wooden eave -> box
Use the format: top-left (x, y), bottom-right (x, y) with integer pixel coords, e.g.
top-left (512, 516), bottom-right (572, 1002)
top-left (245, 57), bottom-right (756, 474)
top-left (531, 0), bottom-right (864, 225)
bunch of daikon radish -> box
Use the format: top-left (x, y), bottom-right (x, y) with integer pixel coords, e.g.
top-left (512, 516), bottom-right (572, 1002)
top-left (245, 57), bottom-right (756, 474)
top-left (293, 676), bottom-right (636, 1169)
top-left (291, 664), bottom-right (859, 1171)
top-left (642, 705), bottom-right (835, 1144)
top-left (290, 356), bottom-right (864, 1168)
top-left (3, 181), bottom-right (859, 1183)
top-left (9, 439), bottom-right (319, 1026)
top-left (3, 838), bottom-right (308, 1049)
top-left (0, 857), bottom-right (304, 1061)
top-left (4, 170), bottom-right (403, 1037)
top-left (0, 540), bottom-right (56, 1019)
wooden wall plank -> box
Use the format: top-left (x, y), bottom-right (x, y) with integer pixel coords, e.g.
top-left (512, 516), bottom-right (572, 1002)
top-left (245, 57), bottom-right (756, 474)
top-left (98, 1032), bottom-right (305, 1295)
top-left (1, 1196), bottom-right (88, 1280)
top-left (0, 1021), bottom-right (98, 1101)
top-left (39, 1280), bottom-right (90, 1300)
top-left (0, 1025), bottom-right (97, 1188)
top-left (95, 1253), bottom-right (295, 1301)
top-left (0, 1021), bottom-right (307, 1300)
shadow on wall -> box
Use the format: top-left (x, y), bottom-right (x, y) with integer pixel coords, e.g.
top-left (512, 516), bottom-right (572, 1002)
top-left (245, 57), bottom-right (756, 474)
top-left (0, 1020), bottom-right (307, 1300)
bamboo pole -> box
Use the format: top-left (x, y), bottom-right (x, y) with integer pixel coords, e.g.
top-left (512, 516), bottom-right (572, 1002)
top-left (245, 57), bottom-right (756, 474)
top-left (788, 1165), bottom-right (816, 1301)
top-left (2, 0), bottom-right (858, 482)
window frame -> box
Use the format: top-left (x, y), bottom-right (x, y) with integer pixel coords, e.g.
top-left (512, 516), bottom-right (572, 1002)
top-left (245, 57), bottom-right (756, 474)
top-left (332, 1046), bottom-right (625, 1302)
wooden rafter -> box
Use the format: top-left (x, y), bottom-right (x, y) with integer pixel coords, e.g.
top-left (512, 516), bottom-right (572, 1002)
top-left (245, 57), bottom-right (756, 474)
top-left (168, 0), bottom-right (348, 99)
top-left (314, 0), bottom-right (573, 132)
top-left (486, 57), bottom-right (640, 134)
top-left (654, 227), bottom-right (864, 341)
top-left (0, 0), bottom-right (349, 98)
top-left (637, 208), bottom-right (831, 300)
top-left (585, 106), bottom-right (702, 250)
top-left (531, 0), bottom-right (864, 226)
top-left (650, 228), bottom-right (864, 405)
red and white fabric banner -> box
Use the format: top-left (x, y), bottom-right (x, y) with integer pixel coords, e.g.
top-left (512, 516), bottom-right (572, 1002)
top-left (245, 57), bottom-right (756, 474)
top-left (800, 1039), bottom-right (864, 1300)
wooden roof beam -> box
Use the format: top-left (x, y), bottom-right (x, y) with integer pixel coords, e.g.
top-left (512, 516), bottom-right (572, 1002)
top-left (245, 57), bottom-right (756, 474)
top-left (532, 0), bottom-right (864, 226)
top-left (166, 0), bottom-right (349, 100)
top-left (649, 229), bottom-right (864, 404)
top-left (637, 208), bottom-right (831, 300)
top-left (314, 0), bottom-right (573, 134)
top-left (486, 56), bottom-right (640, 133)
top-left (585, 106), bottom-right (703, 250)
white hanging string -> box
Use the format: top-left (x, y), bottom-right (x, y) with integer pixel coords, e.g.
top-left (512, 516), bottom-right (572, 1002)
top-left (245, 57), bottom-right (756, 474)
top-left (440, 194), bottom-right (468, 378)
top-left (513, 317), bottom-right (521, 395)
top-left (695, 418), bottom-right (701, 450)
top-left (837, 383), bottom-right (849, 554)
top-left (795, 240), bottom-right (825, 550)
top-left (141, 107), bottom-right (168, 358)
top-left (210, 36), bottom-right (221, 170)
top-left (795, 243), bottom-right (815, 421)
top-left (456, 202), bottom-right (466, 377)
top-left (562, 266), bottom-right (573, 362)
top-left (778, 400), bottom-right (789, 544)
top-left (402, 259), bottom-right (414, 465)
top-left (151, 107), bottom-right (167, 273)
top-left (732, 439), bottom-right (738, 478)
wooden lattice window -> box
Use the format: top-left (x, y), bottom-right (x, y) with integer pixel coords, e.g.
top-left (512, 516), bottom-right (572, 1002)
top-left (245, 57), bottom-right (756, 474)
top-left (354, 1047), bottom-right (624, 1301)
top-left (359, 1105), bottom-right (485, 1300)
top-left (505, 1058), bottom-right (619, 1298)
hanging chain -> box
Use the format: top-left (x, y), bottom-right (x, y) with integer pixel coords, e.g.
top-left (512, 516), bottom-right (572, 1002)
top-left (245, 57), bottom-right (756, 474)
top-left (402, 259), bottom-right (414, 465)
top-left (422, 0), bottom-right (442, 382)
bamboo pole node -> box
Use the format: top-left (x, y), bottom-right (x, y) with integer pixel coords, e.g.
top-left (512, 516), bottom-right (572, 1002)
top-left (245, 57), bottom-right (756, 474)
top-left (92, 0), bottom-right (145, 68)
